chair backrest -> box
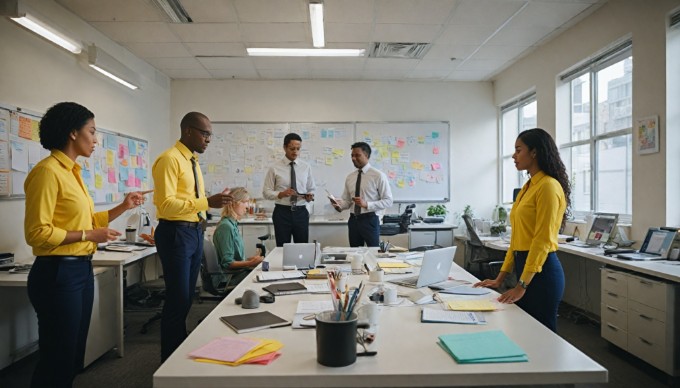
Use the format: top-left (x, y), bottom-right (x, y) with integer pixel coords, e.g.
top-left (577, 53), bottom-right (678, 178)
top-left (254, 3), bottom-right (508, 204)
top-left (203, 239), bottom-right (222, 273)
top-left (462, 215), bottom-right (484, 247)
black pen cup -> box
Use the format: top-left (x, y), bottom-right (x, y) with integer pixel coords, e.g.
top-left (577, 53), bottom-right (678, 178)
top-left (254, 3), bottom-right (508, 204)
top-left (315, 311), bottom-right (358, 367)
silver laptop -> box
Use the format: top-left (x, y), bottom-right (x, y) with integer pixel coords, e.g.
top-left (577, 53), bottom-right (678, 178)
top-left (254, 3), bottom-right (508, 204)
top-left (617, 228), bottom-right (677, 261)
top-left (389, 246), bottom-right (456, 288)
top-left (569, 213), bottom-right (618, 248)
top-left (283, 243), bottom-right (319, 268)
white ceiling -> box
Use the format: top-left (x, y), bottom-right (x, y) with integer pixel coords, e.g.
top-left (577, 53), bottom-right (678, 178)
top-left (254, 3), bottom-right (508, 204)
top-left (55, 0), bottom-right (605, 81)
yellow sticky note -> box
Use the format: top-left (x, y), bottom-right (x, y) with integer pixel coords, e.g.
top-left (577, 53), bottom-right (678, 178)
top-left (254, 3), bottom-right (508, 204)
top-left (447, 300), bottom-right (497, 311)
top-left (106, 150), bottom-right (114, 166)
top-left (95, 174), bottom-right (103, 189)
top-left (325, 156), bottom-right (333, 166)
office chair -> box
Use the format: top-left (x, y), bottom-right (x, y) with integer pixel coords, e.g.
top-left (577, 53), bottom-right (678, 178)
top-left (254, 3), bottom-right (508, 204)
top-left (200, 238), bottom-right (249, 301)
top-left (462, 215), bottom-right (506, 280)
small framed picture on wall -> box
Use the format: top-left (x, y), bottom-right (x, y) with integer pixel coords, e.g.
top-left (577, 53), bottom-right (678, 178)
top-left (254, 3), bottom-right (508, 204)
top-left (636, 115), bottom-right (659, 155)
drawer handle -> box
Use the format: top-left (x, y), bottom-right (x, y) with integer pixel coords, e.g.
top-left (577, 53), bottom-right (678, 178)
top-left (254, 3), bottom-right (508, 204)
top-left (639, 314), bottom-right (653, 321)
top-left (639, 280), bottom-right (653, 286)
top-left (606, 305), bottom-right (618, 312)
top-left (607, 292), bottom-right (619, 297)
top-left (606, 276), bottom-right (618, 281)
top-left (639, 337), bottom-right (653, 346)
top-left (606, 323), bottom-right (619, 331)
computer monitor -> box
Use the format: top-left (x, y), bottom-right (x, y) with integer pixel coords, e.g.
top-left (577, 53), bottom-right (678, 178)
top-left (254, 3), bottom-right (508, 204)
top-left (585, 213), bottom-right (619, 246)
top-left (512, 188), bottom-right (522, 202)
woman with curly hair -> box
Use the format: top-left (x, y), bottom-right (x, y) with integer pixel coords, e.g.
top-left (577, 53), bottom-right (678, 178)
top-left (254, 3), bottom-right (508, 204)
top-left (475, 128), bottom-right (571, 332)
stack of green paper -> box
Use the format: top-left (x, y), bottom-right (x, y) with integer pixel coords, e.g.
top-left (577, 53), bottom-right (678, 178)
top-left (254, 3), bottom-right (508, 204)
top-left (438, 330), bottom-right (528, 363)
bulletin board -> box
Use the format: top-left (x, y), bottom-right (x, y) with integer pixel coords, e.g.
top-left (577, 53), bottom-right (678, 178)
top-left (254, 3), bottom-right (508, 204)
top-left (0, 104), bottom-right (150, 204)
top-left (203, 121), bottom-right (449, 214)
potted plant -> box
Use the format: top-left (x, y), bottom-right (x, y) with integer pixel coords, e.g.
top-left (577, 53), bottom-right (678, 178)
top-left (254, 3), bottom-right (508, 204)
top-left (490, 205), bottom-right (508, 236)
top-left (463, 205), bottom-right (474, 219)
top-left (426, 204), bottom-right (448, 218)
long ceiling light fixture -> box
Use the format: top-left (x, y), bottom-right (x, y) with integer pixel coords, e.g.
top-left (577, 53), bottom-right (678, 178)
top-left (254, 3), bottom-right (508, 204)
top-left (309, 1), bottom-right (324, 48)
top-left (247, 48), bottom-right (365, 57)
top-left (88, 45), bottom-right (140, 90)
top-left (10, 13), bottom-right (82, 54)
top-left (151, 0), bottom-right (192, 23)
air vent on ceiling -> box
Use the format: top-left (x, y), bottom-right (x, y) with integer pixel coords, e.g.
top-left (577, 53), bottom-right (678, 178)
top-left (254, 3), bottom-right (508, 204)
top-left (369, 42), bottom-right (430, 59)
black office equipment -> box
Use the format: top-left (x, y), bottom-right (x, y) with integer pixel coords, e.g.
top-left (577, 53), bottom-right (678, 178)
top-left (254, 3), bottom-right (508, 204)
top-left (381, 204), bottom-right (415, 235)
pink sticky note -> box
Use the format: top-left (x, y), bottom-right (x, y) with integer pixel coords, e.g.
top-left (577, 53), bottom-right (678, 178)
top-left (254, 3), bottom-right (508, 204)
top-left (396, 138), bottom-right (406, 148)
top-left (431, 162), bottom-right (441, 171)
top-left (108, 168), bottom-right (116, 183)
top-left (188, 337), bottom-right (260, 363)
top-left (433, 146), bottom-right (440, 155)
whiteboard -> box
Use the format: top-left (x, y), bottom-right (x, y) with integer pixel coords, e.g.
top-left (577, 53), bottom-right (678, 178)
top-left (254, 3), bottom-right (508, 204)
top-left (202, 121), bottom-right (450, 214)
top-left (0, 104), bottom-right (150, 203)
top-left (356, 122), bottom-right (449, 202)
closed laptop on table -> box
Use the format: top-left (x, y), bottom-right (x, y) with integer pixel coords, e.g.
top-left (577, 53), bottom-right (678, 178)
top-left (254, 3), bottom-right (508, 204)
top-left (389, 246), bottom-right (456, 288)
top-left (282, 243), bottom-right (319, 269)
top-left (617, 228), bottom-right (677, 261)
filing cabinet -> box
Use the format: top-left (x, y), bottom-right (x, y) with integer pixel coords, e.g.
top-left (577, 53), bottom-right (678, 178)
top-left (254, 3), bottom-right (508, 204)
top-left (600, 267), bottom-right (679, 375)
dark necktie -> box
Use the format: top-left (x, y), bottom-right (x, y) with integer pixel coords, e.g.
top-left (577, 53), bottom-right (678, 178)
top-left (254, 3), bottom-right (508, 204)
top-left (289, 161), bottom-right (297, 206)
top-left (354, 169), bottom-right (362, 215)
top-left (191, 158), bottom-right (204, 220)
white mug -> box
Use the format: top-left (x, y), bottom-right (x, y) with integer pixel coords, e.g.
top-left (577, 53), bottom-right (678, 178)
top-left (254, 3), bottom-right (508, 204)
top-left (357, 303), bottom-right (380, 328)
top-left (368, 269), bottom-right (384, 283)
top-left (351, 254), bottom-right (364, 273)
top-left (383, 287), bottom-right (398, 305)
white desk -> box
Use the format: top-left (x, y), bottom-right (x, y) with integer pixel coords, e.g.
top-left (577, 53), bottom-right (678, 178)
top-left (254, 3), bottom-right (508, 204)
top-left (153, 247), bottom-right (607, 387)
top-left (408, 222), bottom-right (456, 248)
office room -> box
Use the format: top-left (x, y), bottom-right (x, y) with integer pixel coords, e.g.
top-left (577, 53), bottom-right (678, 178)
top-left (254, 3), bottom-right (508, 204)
top-left (1, 0), bottom-right (679, 387)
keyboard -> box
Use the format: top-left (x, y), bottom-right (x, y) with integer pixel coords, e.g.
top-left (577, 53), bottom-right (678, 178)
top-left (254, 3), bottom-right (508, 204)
top-left (390, 276), bottom-right (419, 288)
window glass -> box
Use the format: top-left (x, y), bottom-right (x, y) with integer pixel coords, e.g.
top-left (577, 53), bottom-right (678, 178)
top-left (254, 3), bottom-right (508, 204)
top-left (596, 58), bottom-right (632, 135)
top-left (571, 73), bottom-right (590, 142)
top-left (596, 135), bottom-right (632, 213)
top-left (502, 157), bottom-right (519, 203)
top-left (521, 100), bottom-right (537, 130)
top-left (502, 109), bottom-right (518, 155)
top-left (562, 144), bottom-right (591, 212)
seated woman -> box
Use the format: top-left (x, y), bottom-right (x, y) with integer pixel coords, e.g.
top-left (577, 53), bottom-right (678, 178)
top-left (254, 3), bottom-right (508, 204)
top-left (212, 187), bottom-right (265, 288)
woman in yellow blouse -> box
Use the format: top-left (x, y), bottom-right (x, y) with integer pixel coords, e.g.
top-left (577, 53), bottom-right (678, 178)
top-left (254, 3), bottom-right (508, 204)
top-left (24, 102), bottom-right (149, 388)
top-left (475, 128), bottom-right (571, 332)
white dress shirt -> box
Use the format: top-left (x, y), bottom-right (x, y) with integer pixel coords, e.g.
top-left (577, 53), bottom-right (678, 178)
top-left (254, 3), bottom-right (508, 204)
top-left (340, 163), bottom-right (393, 217)
top-left (263, 157), bottom-right (315, 206)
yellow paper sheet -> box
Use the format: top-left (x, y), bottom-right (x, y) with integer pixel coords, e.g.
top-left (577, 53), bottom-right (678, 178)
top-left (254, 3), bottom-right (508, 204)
top-left (377, 262), bottom-right (411, 268)
top-left (447, 300), bottom-right (497, 311)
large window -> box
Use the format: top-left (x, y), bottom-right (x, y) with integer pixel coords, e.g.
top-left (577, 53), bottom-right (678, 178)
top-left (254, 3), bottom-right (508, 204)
top-left (558, 42), bottom-right (632, 217)
top-left (499, 95), bottom-right (536, 203)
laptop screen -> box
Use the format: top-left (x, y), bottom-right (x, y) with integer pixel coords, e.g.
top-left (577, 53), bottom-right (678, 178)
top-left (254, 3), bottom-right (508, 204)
top-left (585, 213), bottom-right (618, 246)
top-left (640, 229), bottom-right (677, 255)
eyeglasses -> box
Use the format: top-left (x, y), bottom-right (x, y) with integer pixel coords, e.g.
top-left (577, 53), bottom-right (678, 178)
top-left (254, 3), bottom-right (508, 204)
top-left (190, 127), bottom-right (212, 140)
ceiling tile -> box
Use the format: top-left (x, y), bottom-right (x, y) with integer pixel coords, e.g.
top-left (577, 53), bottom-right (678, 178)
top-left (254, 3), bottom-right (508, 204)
top-left (308, 57), bottom-right (366, 70)
top-left (125, 42), bottom-right (192, 58)
top-left (424, 44), bottom-right (478, 59)
top-left (162, 68), bottom-right (212, 79)
top-left (170, 23), bottom-right (241, 43)
top-left (258, 68), bottom-right (311, 79)
top-left (361, 69), bottom-right (412, 80)
top-left (510, 1), bottom-right (592, 29)
top-left (56, 0), bottom-right (165, 22)
top-left (364, 58), bottom-right (418, 71)
top-left (446, 70), bottom-right (492, 81)
top-left (407, 69), bottom-right (450, 79)
top-left (324, 0), bottom-right (376, 23)
top-left (414, 58), bottom-right (458, 70)
top-left (234, 0), bottom-right (307, 22)
top-left (438, 25), bottom-right (497, 45)
top-left (185, 43), bottom-right (247, 57)
top-left (182, 0), bottom-right (238, 23)
top-left (326, 23), bottom-right (373, 43)
top-left (472, 45), bottom-right (529, 60)
top-left (252, 57), bottom-right (309, 70)
top-left (197, 57), bottom-right (254, 70)
top-left (485, 26), bottom-right (555, 46)
top-left (456, 58), bottom-right (508, 71)
top-left (449, 0), bottom-right (526, 27)
top-left (373, 24), bottom-right (443, 43)
top-left (375, 0), bottom-right (457, 24)
top-left (240, 23), bottom-right (308, 43)
top-left (310, 69), bottom-right (365, 80)
top-left (147, 57), bottom-right (204, 70)
top-left (90, 22), bottom-right (178, 43)
top-left (208, 68), bottom-right (260, 79)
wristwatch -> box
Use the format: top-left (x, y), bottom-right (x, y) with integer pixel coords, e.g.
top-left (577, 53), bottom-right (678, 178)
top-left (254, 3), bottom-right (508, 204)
top-left (518, 280), bottom-right (529, 289)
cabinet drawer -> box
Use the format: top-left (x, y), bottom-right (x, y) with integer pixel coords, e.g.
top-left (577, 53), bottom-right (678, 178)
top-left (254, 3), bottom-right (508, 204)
top-left (627, 275), bottom-right (667, 311)
top-left (629, 310), bottom-right (666, 346)
top-left (601, 269), bottom-right (628, 297)
top-left (601, 321), bottom-right (627, 350)
top-left (601, 289), bottom-right (627, 311)
top-left (601, 303), bottom-right (627, 330)
top-left (629, 300), bottom-right (665, 323)
top-left (628, 333), bottom-right (667, 372)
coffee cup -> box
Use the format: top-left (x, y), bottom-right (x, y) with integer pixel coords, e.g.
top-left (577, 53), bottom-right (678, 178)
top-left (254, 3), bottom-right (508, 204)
top-left (350, 254), bottom-right (364, 274)
top-left (357, 303), bottom-right (380, 330)
top-left (383, 287), bottom-right (398, 305)
top-left (368, 269), bottom-right (384, 283)
top-left (315, 311), bottom-right (369, 367)
top-left (125, 227), bottom-right (137, 243)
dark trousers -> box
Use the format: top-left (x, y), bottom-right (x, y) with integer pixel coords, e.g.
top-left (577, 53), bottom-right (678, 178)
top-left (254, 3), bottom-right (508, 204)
top-left (155, 222), bottom-right (204, 362)
top-left (27, 259), bottom-right (94, 388)
top-left (513, 251), bottom-right (565, 332)
top-left (273, 204), bottom-right (310, 247)
top-left (348, 214), bottom-right (380, 247)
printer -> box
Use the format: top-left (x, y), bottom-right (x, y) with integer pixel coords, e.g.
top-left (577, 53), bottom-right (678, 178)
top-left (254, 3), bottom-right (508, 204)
top-left (380, 204), bottom-right (415, 235)
top-left (0, 252), bottom-right (15, 269)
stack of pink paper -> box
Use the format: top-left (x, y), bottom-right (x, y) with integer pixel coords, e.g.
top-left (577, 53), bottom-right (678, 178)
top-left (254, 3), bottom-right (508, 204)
top-left (188, 337), bottom-right (283, 366)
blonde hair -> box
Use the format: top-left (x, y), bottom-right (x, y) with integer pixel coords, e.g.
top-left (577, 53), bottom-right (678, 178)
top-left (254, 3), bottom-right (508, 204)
top-left (221, 187), bottom-right (249, 219)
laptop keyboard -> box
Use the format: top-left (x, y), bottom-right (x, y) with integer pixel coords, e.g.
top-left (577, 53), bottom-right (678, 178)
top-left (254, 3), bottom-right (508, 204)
top-left (393, 276), bottom-right (418, 286)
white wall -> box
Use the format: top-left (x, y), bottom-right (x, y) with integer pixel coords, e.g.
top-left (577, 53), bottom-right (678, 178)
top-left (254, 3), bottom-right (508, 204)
top-left (667, 19), bottom-right (680, 227)
top-left (494, 0), bottom-right (680, 241)
top-left (171, 79), bottom-right (498, 221)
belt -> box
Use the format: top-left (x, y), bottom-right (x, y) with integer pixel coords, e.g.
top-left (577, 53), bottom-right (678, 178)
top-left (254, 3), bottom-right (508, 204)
top-left (275, 203), bottom-right (307, 212)
top-left (350, 212), bottom-right (376, 219)
top-left (159, 219), bottom-right (201, 228)
top-left (36, 255), bottom-right (93, 262)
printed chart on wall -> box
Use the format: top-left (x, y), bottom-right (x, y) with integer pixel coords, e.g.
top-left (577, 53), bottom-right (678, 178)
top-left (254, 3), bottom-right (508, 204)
top-left (0, 104), bottom-right (150, 203)
top-left (356, 122), bottom-right (449, 202)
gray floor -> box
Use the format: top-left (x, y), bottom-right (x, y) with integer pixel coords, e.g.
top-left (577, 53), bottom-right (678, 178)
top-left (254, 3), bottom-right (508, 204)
top-left (0, 302), bottom-right (675, 388)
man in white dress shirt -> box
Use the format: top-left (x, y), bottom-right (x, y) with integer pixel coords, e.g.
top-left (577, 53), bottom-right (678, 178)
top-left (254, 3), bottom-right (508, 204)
top-left (263, 133), bottom-right (316, 246)
top-left (332, 142), bottom-right (393, 247)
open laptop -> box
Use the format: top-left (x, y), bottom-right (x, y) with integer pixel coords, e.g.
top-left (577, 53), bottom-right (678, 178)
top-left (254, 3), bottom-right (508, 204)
top-left (389, 246), bottom-right (456, 288)
top-left (283, 243), bottom-right (319, 269)
top-left (569, 213), bottom-right (618, 248)
top-left (617, 228), bottom-right (677, 261)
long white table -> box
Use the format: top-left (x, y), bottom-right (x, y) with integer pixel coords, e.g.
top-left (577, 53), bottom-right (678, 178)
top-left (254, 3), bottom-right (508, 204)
top-left (153, 247), bottom-right (607, 387)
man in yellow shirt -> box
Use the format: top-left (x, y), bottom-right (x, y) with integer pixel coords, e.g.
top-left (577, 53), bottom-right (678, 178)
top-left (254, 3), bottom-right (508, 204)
top-left (152, 112), bottom-right (232, 362)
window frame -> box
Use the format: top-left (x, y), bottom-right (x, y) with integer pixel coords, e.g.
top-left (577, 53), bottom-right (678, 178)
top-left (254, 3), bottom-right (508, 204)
top-left (499, 93), bottom-right (536, 205)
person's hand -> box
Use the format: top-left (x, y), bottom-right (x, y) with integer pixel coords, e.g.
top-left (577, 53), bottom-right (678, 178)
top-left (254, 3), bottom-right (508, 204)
top-left (122, 190), bottom-right (153, 209)
top-left (207, 188), bottom-right (232, 208)
top-left (87, 228), bottom-right (122, 243)
top-left (352, 196), bottom-right (367, 208)
top-left (248, 256), bottom-right (265, 266)
top-left (497, 286), bottom-right (526, 304)
top-left (278, 188), bottom-right (297, 199)
top-left (304, 193), bottom-right (314, 202)
top-left (474, 278), bottom-right (502, 289)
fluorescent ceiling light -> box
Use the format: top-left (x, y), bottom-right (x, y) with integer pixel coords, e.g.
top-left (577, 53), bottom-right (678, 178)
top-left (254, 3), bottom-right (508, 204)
top-left (88, 45), bottom-right (139, 90)
top-left (247, 48), bottom-right (365, 57)
top-left (309, 2), bottom-right (324, 48)
top-left (151, 0), bottom-right (192, 23)
top-left (11, 13), bottom-right (82, 54)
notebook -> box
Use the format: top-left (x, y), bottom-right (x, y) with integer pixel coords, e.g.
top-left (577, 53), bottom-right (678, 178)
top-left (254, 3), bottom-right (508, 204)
top-left (219, 311), bottom-right (291, 334)
top-left (262, 282), bottom-right (308, 296)
top-left (282, 243), bottom-right (319, 268)
top-left (617, 228), bottom-right (677, 261)
top-left (389, 246), bottom-right (456, 288)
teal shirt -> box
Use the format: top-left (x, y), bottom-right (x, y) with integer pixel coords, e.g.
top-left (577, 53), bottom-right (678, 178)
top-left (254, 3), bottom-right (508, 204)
top-left (213, 217), bottom-right (245, 270)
